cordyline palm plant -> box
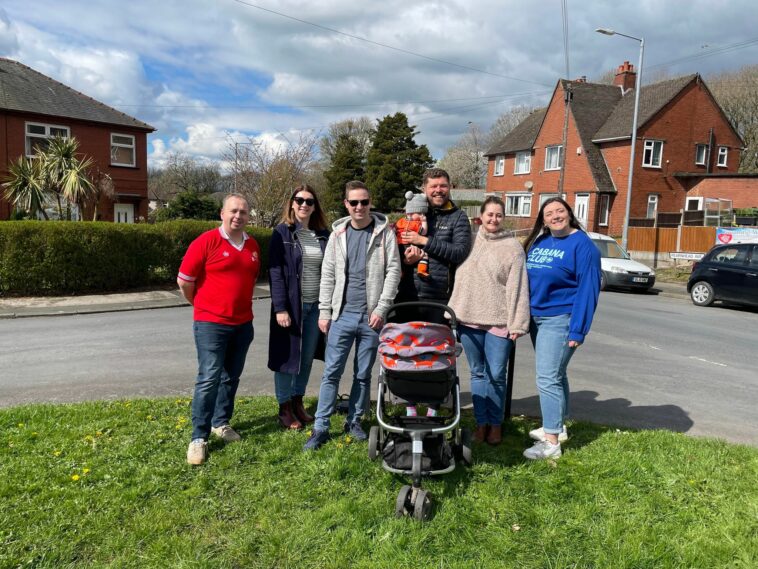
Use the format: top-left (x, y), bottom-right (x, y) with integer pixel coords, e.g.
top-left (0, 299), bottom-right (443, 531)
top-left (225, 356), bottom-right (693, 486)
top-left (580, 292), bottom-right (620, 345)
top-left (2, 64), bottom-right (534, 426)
top-left (2, 156), bottom-right (50, 219)
top-left (43, 136), bottom-right (95, 220)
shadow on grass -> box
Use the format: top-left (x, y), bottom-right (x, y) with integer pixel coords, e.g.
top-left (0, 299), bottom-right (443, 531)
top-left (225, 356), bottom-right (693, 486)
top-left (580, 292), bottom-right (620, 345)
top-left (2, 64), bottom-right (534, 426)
top-left (509, 389), bottom-right (694, 447)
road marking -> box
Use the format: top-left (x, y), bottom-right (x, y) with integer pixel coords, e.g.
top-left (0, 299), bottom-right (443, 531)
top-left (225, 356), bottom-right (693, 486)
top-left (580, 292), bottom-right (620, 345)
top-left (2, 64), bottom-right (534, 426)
top-left (689, 356), bottom-right (727, 367)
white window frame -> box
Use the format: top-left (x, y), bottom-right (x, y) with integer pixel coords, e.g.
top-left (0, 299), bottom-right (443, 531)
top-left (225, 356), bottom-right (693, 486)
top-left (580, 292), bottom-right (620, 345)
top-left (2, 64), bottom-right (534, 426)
top-left (25, 122), bottom-right (70, 157)
top-left (538, 193), bottom-right (565, 208)
top-left (717, 146), bottom-right (728, 167)
top-left (646, 194), bottom-right (659, 219)
top-left (514, 151), bottom-right (531, 175)
top-left (597, 194), bottom-right (610, 226)
top-left (111, 133), bottom-right (136, 167)
top-left (695, 144), bottom-right (707, 166)
top-left (505, 193), bottom-right (532, 217)
top-left (642, 139), bottom-right (663, 168)
top-left (686, 197), bottom-right (703, 211)
top-left (544, 146), bottom-right (563, 171)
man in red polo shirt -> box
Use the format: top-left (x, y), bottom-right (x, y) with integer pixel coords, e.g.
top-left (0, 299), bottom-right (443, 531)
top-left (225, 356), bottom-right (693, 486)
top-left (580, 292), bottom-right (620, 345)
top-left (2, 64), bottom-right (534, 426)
top-left (177, 194), bottom-right (260, 465)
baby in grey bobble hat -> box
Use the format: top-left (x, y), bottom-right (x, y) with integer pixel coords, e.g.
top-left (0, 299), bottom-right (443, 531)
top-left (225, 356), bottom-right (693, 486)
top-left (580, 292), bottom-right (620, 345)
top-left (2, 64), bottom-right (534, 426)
top-left (395, 191), bottom-right (429, 278)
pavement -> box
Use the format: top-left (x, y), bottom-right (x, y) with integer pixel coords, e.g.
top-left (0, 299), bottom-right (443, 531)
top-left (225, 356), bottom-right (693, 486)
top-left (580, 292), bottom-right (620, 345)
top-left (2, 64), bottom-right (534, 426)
top-left (0, 281), bottom-right (687, 318)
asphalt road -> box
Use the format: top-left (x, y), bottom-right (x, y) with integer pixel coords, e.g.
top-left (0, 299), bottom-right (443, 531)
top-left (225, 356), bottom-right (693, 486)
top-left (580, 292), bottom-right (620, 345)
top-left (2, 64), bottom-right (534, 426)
top-left (1, 291), bottom-right (756, 445)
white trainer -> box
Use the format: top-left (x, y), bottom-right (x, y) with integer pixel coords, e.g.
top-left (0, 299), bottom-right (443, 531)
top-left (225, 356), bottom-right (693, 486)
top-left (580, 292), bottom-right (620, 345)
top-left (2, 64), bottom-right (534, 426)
top-left (211, 425), bottom-right (242, 442)
top-left (529, 425), bottom-right (568, 443)
top-left (523, 440), bottom-right (562, 460)
top-left (187, 439), bottom-right (208, 465)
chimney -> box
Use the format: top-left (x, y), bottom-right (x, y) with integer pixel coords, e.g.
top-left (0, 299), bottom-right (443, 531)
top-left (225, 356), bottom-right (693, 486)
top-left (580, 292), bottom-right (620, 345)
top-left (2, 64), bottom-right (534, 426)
top-left (574, 75), bottom-right (587, 83)
top-left (614, 60), bottom-right (636, 91)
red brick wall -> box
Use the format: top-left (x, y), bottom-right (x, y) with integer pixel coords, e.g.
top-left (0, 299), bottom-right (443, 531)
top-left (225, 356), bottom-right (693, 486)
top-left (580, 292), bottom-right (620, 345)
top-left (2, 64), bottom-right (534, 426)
top-left (0, 111), bottom-right (150, 221)
top-left (687, 178), bottom-right (758, 208)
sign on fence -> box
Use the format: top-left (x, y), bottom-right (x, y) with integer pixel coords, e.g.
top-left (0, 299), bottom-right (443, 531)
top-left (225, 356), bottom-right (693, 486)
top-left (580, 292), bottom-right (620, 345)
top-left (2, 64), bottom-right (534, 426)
top-left (715, 227), bottom-right (758, 245)
top-left (669, 252), bottom-right (704, 260)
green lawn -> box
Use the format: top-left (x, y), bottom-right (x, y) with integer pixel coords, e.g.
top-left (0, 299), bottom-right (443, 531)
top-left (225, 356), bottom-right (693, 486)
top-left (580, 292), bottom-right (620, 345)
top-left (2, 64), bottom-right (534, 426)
top-left (2, 397), bottom-right (757, 568)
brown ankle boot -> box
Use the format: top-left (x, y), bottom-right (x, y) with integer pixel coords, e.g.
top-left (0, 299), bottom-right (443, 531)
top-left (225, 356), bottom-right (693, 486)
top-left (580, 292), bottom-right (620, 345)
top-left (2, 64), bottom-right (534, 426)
top-left (487, 424), bottom-right (502, 446)
top-left (474, 424), bottom-right (489, 443)
top-left (291, 395), bottom-right (314, 425)
top-left (278, 401), bottom-right (303, 430)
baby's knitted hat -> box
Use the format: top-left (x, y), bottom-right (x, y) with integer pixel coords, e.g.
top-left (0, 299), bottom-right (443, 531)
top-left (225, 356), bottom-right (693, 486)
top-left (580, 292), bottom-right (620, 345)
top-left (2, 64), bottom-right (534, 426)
top-left (404, 191), bottom-right (428, 214)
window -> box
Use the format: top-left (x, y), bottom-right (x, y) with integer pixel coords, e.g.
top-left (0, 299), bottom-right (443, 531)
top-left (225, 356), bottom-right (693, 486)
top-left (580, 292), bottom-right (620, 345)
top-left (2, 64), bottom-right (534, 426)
top-left (646, 195), bottom-right (658, 219)
top-left (505, 193), bottom-right (532, 217)
top-left (538, 193), bottom-right (564, 208)
top-left (686, 197), bottom-right (703, 211)
top-left (748, 246), bottom-right (758, 269)
top-left (544, 146), bottom-right (562, 171)
top-left (597, 194), bottom-right (610, 226)
top-left (717, 146), bottom-right (728, 167)
top-left (642, 140), bottom-right (663, 167)
top-left (493, 155), bottom-right (505, 176)
top-left (695, 144), bottom-right (707, 166)
top-left (111, 133), bottom-right (136, 167)
top-left (711, 246), bottom-right (748, 266)
top-left (514, 151), bottom-right (531, 174)
top-left (25, 122), bottom-right (70, 156)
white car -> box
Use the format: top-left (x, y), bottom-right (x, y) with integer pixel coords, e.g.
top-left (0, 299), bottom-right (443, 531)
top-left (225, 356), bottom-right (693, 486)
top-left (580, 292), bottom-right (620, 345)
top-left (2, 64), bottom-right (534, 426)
top-left (588, 232), bottom-right (656, 291)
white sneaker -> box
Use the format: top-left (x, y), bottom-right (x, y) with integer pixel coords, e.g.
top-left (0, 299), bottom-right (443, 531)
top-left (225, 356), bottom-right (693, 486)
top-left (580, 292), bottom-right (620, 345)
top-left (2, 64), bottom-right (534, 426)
top-left (187, 439), bottom-right (208, 465)
top-left (211, 425), bottom-right (241, 442)
top-left (523, 440), bottom-right (562, 460)
top-left (529, 425), bottom-right (568, 443)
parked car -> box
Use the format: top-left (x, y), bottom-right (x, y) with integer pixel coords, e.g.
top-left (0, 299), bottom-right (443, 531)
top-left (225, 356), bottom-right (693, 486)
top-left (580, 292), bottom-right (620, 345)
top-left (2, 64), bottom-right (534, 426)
top-left (588, 232), bottom-right (656, 291)
top-left (687, 243), bottom-right (758, 307)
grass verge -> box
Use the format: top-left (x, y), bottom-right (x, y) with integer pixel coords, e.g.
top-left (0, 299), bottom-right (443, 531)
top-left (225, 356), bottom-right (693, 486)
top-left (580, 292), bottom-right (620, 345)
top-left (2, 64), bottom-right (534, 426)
top-left (2, 397), bottom-right (757, 568)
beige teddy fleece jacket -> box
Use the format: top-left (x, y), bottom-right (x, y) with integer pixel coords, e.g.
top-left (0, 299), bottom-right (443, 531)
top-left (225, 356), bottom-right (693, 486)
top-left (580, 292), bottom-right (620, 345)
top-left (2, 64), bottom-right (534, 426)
top-left (447, 229), bottom-right (530, 334)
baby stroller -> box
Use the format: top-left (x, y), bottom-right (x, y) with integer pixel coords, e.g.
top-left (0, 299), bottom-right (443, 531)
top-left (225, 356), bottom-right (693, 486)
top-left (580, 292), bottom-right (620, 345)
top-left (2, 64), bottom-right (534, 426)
top-left (369, 301), bottom-right (472, 521)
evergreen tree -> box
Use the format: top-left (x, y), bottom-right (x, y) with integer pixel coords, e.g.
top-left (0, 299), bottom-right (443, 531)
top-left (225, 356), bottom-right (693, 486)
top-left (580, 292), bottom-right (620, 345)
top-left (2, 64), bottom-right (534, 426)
top-left (365, 113), bottom-right (434, 212)
top-left (323, 133), bottom-right (365, 220)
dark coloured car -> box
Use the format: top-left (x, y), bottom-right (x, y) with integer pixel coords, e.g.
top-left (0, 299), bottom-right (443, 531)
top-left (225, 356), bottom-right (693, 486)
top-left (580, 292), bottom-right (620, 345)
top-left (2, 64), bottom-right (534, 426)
top-left (687, 243), bottom-right (758, 307)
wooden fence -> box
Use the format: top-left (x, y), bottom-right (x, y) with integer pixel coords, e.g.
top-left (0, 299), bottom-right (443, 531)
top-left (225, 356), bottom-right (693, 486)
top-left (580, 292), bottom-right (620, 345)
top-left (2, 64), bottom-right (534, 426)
top-left (627, 226), bottom-right (716, 254)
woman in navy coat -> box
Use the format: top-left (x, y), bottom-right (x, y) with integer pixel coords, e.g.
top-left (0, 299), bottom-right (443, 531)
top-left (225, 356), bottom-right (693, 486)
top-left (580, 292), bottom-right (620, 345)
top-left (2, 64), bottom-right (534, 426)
top-left (268, 185), bottom-right (330, 429)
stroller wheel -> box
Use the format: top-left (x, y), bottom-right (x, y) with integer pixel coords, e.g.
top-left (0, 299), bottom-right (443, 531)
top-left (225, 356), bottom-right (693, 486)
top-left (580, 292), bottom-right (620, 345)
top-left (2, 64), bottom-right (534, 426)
top-left (460, 427), bottom-right (473, 466)
top-left (412, 489), bottom-right (432, 521)
top-left (368, 426), bottom-right (379, 460)
top-left (395, 485), bottom-right (412, 517)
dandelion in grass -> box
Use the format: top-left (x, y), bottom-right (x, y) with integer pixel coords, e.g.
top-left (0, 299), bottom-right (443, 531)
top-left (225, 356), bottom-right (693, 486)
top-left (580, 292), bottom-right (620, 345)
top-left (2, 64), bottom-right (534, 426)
top-left (83, 468), bottom-right (90, 475)
top-left (344, 436), bottom-right (352, 445)
top-left (336, 442), bottom-right (344, 449)
top-left (96, 431), bottom-right (103, 437)
top-left (71, 474), bottom-right (80, 481)
top-left (84, 435), bottom-right (94, 442)
top-left (17, 423), bottom-right (24, 428)
top-left (306, 430), bottom-right (313, 437)
top-left (53, 450), bottom-right (62, 457)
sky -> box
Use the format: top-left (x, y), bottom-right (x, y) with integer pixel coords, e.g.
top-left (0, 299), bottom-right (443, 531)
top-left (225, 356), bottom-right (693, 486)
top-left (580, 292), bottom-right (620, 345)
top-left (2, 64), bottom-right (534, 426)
top-left (2, 0), bottom-right (756, 168)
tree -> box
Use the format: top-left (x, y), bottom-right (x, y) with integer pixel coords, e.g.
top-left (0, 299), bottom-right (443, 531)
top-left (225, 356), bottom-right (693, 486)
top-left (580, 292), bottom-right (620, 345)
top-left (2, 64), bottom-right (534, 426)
top-left (323, 133), bottom-right (366, 218)
top-left (364, 113), bottom-right (434, 211)
top-left (148, 153), bottom-right (224, 204)
top-left (487, 104), bottom-right (537, 149)
top-left (709, 65), bottom-right (758, 173)
top-left (437, 123), bottom-right (488, 188)
top-left (152, 190), bottom-right (221, 222)
top-left (2, 156), bottom-right (49, 219)
top-left (319, 117), bottom-right (374, 164)
top-left (223, 132), bottom-right (318, 227)
top-left (42, 136), bottom-right (95, 220)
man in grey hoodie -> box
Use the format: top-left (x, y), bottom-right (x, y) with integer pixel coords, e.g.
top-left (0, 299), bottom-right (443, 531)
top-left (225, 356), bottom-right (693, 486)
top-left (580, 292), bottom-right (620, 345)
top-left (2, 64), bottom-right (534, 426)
top-left (304, 181), bottom-right (401, 451)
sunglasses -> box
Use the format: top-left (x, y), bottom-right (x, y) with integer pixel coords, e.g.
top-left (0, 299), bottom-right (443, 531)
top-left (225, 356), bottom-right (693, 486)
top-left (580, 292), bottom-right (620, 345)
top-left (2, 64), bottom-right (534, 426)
top-left (346, 199), bottom-right (370, 207)
top-left (293, 197), bottom-right (315, 206)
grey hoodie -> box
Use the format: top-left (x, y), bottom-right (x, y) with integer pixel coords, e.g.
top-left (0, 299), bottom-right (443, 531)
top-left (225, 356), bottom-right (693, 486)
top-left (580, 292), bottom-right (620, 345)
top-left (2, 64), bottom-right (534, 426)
top-left (318, 212), bottom-right (401, 321)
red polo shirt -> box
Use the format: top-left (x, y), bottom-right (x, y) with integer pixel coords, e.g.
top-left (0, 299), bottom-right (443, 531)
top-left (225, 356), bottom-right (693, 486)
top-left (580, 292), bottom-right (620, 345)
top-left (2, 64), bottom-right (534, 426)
top-left (178, 227), bottom-right (261, 325)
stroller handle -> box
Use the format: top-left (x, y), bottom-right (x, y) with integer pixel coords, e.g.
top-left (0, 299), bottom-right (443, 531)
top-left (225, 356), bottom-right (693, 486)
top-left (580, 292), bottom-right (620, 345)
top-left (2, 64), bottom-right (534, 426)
top-left (385, 301), bottom-right (458, 329)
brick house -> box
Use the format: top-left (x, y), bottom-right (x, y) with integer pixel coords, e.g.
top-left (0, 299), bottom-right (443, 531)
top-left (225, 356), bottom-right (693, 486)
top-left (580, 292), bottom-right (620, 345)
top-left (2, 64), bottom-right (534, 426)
top-left (0, 58), bottom-right (155, 222)
top-left (485, 62), bottom-right (754, 234)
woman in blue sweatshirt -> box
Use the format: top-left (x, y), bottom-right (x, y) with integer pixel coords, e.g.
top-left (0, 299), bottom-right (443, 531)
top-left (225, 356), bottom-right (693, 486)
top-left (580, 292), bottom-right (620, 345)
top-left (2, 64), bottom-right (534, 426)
top-left (522, 198), bottom-right (601, 460)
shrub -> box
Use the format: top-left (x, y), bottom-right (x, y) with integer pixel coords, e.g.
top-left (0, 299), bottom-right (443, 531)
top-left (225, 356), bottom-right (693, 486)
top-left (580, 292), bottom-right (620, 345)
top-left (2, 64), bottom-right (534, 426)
top-left (0, 221), bottom-right (272, 296)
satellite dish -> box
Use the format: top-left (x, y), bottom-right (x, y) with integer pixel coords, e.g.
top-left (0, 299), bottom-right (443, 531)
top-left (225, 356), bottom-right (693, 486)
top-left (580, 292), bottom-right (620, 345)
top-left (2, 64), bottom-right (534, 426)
top-left (524, 181), bottom-right (534, 190)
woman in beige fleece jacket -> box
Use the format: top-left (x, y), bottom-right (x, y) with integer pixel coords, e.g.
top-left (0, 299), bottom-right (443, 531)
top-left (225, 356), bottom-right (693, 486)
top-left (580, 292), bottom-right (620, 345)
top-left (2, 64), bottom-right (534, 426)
top-left (448, 196), bottom-right (530, 445)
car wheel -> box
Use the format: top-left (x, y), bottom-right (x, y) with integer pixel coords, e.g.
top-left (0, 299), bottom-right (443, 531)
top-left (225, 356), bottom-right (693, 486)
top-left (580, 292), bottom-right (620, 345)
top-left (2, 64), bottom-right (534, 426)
top-left (691, 281), bottom-right (715, 307)
top-left (600, 272), bottom-right (608, 291)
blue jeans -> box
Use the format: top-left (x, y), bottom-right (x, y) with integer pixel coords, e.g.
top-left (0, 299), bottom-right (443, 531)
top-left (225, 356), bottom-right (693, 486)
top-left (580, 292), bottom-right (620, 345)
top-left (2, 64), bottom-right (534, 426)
top-left (530, 314), bottom-right (576, 435)
top-left (313, 311), bottom-right (379, 432)
top-left (274, 302), bottom-right (320, 403)
top-left (459, 325), bottom-right (513, 426)
top-left (191, 320), bottom-right (254, 440)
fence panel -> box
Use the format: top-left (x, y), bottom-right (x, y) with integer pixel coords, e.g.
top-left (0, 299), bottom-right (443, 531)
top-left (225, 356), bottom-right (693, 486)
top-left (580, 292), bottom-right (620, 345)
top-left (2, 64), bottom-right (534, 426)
top-left (680, 226), bottom-right (716, 252)
top-left (627, 228), bottom-right (677, 252)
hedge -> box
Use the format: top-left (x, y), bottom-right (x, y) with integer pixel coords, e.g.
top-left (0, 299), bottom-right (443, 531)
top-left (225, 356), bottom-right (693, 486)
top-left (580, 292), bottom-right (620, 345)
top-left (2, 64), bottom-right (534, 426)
top-left (0, 221), bottom-right (272, 296)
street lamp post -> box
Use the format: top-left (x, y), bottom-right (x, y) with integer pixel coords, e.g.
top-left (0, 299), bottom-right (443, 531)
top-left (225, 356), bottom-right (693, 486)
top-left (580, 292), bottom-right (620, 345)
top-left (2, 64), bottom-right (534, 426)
top-left (596, 28), bottom-right (644, 250)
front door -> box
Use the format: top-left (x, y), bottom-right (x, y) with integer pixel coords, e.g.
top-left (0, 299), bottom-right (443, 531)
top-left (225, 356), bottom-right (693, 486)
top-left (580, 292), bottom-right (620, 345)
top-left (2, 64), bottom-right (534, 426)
top-left (114, 203), bottom-right (134, 223)
top-left (575, 194), bottom-right (589, 229)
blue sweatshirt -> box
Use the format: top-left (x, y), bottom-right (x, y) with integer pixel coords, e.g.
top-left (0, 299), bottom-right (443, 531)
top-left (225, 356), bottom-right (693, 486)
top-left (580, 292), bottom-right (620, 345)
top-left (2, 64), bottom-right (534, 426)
top-left (526, 231), bottom-right (601, 343)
